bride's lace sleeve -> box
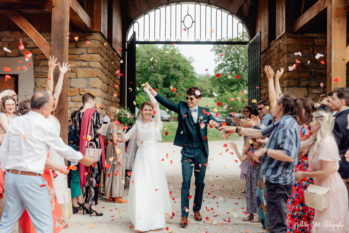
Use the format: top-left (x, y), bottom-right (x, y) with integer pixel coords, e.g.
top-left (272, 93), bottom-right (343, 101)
top-left (124, 124), bottom-right (137, 141)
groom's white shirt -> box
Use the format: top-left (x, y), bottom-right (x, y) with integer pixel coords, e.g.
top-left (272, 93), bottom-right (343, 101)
top-left (189, 106), bottom-right (199, 123)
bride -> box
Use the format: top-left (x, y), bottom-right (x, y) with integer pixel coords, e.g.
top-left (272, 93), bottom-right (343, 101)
top-left (125, 85), bottom-right (172, 232)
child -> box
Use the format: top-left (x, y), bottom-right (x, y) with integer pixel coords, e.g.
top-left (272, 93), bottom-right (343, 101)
top-left (231, 139), bottom-right (262, 223)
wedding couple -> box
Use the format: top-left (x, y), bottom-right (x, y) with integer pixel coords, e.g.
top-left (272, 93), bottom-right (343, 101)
top-left (127, 83), bottom-right (219, 232)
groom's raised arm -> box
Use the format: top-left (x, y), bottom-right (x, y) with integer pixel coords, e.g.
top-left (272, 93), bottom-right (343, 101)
top-left (155, 93), bottom-right (179, 113)
top-left (146, 82), bottom-right (179, 113)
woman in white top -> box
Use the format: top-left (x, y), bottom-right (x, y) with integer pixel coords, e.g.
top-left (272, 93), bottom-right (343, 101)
top-left (45, 56), bottom-right (71, 205)
top-left (126, 85), bottom-right (172, 232)
top-left (0, 95), bottom-right (17, 143)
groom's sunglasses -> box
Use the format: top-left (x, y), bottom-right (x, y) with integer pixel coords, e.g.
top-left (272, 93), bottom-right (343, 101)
top-left (186, 97), bottom-right (195, 101)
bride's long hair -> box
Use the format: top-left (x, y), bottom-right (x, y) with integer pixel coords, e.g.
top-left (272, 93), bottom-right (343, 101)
top-left (310, 106), bottom-right (335, 160)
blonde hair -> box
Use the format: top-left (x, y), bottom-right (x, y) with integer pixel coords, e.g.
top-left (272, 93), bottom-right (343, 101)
top-left (311, 109), bottom-right (335, 159)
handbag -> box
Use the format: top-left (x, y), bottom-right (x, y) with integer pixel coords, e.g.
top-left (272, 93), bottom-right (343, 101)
top-left (84, 126), bottom-right (102, 163)
top-left (304, 184), bottom-right (329, 211)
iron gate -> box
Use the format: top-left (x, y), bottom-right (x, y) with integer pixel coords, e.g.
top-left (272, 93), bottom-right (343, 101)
top-left (248, 33), bottom-right (261, 106)
top-left (126, 32), bottom-right (136, 113)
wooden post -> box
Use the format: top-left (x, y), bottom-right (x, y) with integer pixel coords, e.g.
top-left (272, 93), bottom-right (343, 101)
top-left (327, 0), bottom-right (347, 92)
top-left (51, 0), bottom-right (70, 142)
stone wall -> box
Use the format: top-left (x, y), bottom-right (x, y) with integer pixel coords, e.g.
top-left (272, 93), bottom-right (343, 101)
top-left (0, 31), bottom-right (121, 117)
top-left (260, 33), bottom-right (327, 101)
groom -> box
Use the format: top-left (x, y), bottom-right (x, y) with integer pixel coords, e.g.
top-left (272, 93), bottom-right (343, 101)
top-left (147, 83), bottom-right (219, 228)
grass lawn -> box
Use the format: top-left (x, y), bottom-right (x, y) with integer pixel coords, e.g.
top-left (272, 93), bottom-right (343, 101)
top-left (161, 121), bottom-right (239, 142)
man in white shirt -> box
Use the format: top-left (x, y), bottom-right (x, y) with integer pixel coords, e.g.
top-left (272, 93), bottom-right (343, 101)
top-left (0, 91), bottom-right (94, 233)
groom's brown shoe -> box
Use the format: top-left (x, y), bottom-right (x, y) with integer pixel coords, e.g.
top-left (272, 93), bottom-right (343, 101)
top-left (194, 211), bottom-right (202, 221)
top-left (180, 216), bottom-right (188, 228)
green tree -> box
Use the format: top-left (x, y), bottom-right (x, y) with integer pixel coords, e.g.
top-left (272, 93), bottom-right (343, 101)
top-left (211, 37), bottom-right (249, 114)
top-left (135, 45), bottom-right (198, 107)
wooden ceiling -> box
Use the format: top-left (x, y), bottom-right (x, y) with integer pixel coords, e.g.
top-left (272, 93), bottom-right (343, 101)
top-left (0, 0), bottom-right (52, 14)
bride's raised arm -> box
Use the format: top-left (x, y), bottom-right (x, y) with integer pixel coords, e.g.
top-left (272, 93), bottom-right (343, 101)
top-left (144, 87), bottom-right (161, 125)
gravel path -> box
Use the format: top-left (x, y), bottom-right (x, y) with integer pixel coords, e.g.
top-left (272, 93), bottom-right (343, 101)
top-left (15, 140), bottom-right (266, 233)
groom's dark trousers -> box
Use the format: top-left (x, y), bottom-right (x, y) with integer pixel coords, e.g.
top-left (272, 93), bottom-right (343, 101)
top-left (155, 93), bottom-right (217, 217)
top-left (181, 146), bottom-right (207, 217)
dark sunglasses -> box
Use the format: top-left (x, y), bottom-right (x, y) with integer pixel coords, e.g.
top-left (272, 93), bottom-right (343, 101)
top-left (257, 107), bottom-right (264, 111)
top-left (186, 97), bottom-right (195, 101)
top-left (243, 110), bottom-right (250, 113)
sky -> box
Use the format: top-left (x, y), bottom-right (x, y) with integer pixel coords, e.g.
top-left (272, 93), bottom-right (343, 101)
top-left (177, 44), bottom-right (216, 76)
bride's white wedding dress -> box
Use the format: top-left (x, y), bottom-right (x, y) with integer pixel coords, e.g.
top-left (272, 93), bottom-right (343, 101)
top-left (126, 91), bottom-right (172, 231)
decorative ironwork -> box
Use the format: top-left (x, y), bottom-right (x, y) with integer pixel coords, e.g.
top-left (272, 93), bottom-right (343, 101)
top-left (126, 3), bottom-right (249, 44)
top-left (182, 8), bottom-right (195, 37)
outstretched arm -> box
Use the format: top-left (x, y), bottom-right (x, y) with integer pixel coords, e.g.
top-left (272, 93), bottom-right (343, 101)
top-left (275, 67), bottom-right (284, 98)
top-left (46, 56), bottom-right (58, 93)
top-left (45, 159), bottom-right (69, 175)
top-left (53, 62), bottom-right (70, 110)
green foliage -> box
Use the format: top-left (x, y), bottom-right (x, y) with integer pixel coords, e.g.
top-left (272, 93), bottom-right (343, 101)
top-left (210, 37), bottom-right (249, 115)
top-left (113, 108), bottom-right (135, 126)
top-left (135, 45), bottom-right (198, 107)
top-left (197, 74), bottom-right (218, 98)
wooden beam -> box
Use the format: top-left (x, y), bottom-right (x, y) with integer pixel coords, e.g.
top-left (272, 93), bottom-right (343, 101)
top-left (276, 0), bottom-right (286, 39)
top-left (4, 11), bottom-right (51, 59)
top-left (230, 0), bottom-right (246, 14)
top-left (93, 0), bottom-right (101, 31)
top-left (256, 0), bottom-right (269, 52)
top-left (100, 0), bottom-right (108, 38)
top-left (51, 0), bottom-right (70, 142)
top-left (293, 0), bottom-right (327, 32)
top-left (327, 0), bottom-right (347, 92)
top-left (70, 0), bottom-right (92, 31)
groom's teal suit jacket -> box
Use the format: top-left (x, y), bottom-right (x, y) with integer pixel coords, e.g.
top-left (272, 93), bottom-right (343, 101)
top-left (155, 93), bottom-right (218, 157)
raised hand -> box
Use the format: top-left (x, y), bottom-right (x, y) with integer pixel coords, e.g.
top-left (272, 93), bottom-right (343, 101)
top-left (251, 115), bottom-right (261, 127)
top-left (59, 62), bottom-right (71, 74)
top-left (48, 56), bottom-right (58, 70)
top-left (253, 148), bottom-right (266, 163)
top-left (240, 119), bottom-right (255, 128)
top-left (218, 126), bottom-right (236, 135)
top-left (208, 120), bottom-right (219, 128)
top-left (276, 67), bottom-right (284, 80)
top-left (264, 65), bottom-right (274, 81)
top-left (230, 141), bottom-right (238, 150)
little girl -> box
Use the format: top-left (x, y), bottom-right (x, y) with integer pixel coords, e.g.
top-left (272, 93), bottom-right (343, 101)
top-left (231, 139), bottom-right (263, 223)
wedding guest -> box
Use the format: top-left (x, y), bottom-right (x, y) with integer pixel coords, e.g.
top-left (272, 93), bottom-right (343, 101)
top-left (18, 99), bottom-right (31, 116)
top-left (236, 105), bottom-right (253, 193)
top-left (327, 87), bottom-right (349, 179)
top-left (45, 56), bottom-right (71, 213)
top-left (73, 93), bottom-right (105, 216)
top-left (256, 100), bottom-right (272, 129)
top-left (0, 89), bottom-right (17, 105)
top-left (287, 98), bottom-right (315, 233)
top-left (101, 106), bottom-right (117, 138)
top-left (220, 94), bottom-right (301, 233)
top-left (104, 109), bottom-right (127, 203)
top-left (231, 140), bottom-right (262, 223)
top-left (0, 91), bottom-right (94, 233)
top-left (296, 106), bottom-right (349, 233)
top-left (68, 111), bottom-right (84, 214)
